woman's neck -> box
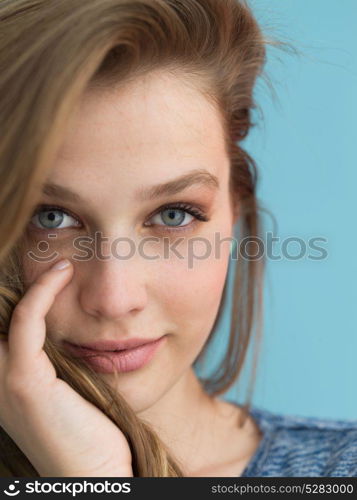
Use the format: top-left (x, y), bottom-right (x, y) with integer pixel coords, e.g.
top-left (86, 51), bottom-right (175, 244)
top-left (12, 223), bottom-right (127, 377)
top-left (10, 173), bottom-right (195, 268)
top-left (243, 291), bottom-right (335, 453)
top-left (136, 368), bottom-right (261, 476)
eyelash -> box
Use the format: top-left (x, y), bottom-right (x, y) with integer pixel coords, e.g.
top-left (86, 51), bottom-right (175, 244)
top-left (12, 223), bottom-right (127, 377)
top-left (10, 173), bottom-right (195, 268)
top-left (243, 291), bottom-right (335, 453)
top-left (145, 202), bottom-right (209, 233)
top-left (30, 202), bottom-right (210, 234)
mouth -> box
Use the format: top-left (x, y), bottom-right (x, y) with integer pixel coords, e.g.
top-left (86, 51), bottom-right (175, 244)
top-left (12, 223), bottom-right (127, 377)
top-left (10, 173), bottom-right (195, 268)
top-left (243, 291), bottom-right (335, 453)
top-left (63, 336), bottom-right (167, 374)
top-left (64, 336), bottom-right (164, 352)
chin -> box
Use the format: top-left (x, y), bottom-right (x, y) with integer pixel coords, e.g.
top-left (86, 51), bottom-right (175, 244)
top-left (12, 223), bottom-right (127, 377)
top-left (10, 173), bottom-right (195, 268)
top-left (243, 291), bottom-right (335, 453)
top-left (98, 373), bottom-right (164, 413)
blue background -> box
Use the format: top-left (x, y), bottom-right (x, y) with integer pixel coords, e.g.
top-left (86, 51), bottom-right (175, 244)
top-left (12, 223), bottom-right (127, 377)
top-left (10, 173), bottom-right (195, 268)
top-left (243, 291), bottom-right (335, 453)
top-left (197, 0), bottom-right (357, 419)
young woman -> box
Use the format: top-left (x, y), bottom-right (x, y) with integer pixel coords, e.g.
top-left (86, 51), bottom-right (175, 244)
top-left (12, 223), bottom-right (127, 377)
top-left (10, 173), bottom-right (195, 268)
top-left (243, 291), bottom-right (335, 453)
top-left (0, 0), bottom-right (356, 477)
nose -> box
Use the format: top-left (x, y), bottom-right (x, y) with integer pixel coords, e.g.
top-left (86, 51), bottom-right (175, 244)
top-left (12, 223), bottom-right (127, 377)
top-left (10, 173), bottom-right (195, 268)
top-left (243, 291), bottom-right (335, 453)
top-left (78, 255), bottom-right (148, 321)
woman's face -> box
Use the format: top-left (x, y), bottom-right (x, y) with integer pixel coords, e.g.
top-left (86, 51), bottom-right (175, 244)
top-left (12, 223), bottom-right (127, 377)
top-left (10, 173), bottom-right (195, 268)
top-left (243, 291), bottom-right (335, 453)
top-left (21, 70), bottom-right (236, 412)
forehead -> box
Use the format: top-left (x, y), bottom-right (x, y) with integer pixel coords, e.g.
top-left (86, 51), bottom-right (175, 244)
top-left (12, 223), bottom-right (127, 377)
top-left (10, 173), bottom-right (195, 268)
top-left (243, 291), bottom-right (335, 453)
top-left (48, 70), bottom-right (229, 205)
top-left (57, 70), bottom-right (227, 162)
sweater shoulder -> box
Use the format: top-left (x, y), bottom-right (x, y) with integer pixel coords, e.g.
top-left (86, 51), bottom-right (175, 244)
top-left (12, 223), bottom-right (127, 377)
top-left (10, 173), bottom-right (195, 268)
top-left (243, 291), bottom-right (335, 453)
top-left (243, 406), bottom-right (357, 477)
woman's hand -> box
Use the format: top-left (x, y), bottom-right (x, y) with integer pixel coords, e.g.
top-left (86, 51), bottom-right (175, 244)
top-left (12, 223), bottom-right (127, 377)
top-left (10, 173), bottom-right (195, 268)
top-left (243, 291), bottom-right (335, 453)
top-left (0, 259), bottom-right (133, 477)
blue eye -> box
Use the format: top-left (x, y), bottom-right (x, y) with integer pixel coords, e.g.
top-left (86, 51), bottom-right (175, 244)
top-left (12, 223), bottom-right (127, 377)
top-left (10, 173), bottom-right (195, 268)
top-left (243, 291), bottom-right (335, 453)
top-left (29, 202), bottom-right (209, 234)
top-left (145, 202), bottom-right (209, 231)
top-left (30, 206), bottom-right (81, 230)
top-left (152, 208), bottom-right (191, 227)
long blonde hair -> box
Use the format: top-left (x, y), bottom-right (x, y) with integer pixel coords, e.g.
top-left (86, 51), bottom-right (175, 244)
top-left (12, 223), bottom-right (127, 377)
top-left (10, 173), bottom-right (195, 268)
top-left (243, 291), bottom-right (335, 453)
top-left (0, 0), bottom-right (283, 476)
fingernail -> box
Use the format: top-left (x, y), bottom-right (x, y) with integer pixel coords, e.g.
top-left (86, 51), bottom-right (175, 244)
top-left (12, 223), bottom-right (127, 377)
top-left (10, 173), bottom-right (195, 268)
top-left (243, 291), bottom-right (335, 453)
top-left (51, 259), bottom-right (71, 271)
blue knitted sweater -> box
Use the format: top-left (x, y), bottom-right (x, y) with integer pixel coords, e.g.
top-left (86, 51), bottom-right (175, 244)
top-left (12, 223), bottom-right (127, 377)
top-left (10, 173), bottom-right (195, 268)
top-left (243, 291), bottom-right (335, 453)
top-left (236, 405), bottom-right (357, 477)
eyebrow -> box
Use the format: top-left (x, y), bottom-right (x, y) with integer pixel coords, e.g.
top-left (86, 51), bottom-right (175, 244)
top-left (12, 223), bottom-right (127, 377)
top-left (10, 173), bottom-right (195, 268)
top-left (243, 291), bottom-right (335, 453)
top-left (42, 168), bottom-right (220, 204)
top-left (42, 183), bottom-right (84, 203)
top-left (136, 169), bottom-right (219, 201)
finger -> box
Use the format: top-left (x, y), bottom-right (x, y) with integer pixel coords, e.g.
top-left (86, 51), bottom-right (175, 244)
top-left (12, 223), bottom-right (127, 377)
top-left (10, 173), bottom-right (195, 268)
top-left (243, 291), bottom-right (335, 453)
top-left (7, 259), bottom-right (73, 372)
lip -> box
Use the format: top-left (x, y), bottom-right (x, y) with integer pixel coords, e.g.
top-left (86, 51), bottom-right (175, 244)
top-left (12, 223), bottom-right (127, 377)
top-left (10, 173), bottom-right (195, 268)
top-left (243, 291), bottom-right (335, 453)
top-left (63, 336), bottom-right (167, 374)
top-left (64, 337), bottom-right (164, 352)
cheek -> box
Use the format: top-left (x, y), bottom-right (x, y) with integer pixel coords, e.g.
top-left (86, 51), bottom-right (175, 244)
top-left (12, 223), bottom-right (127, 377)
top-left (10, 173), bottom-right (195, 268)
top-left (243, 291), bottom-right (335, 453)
top-left (155, 230), bottom-right (231, 337)
top-left (20, 232), bottom-right (72, 287)
top-left (19, 245), bottom-right (74, 332)
top-left (21, 257), bottom-right (46, 291)
top-left (176, 259), bottom-right (227, 308)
